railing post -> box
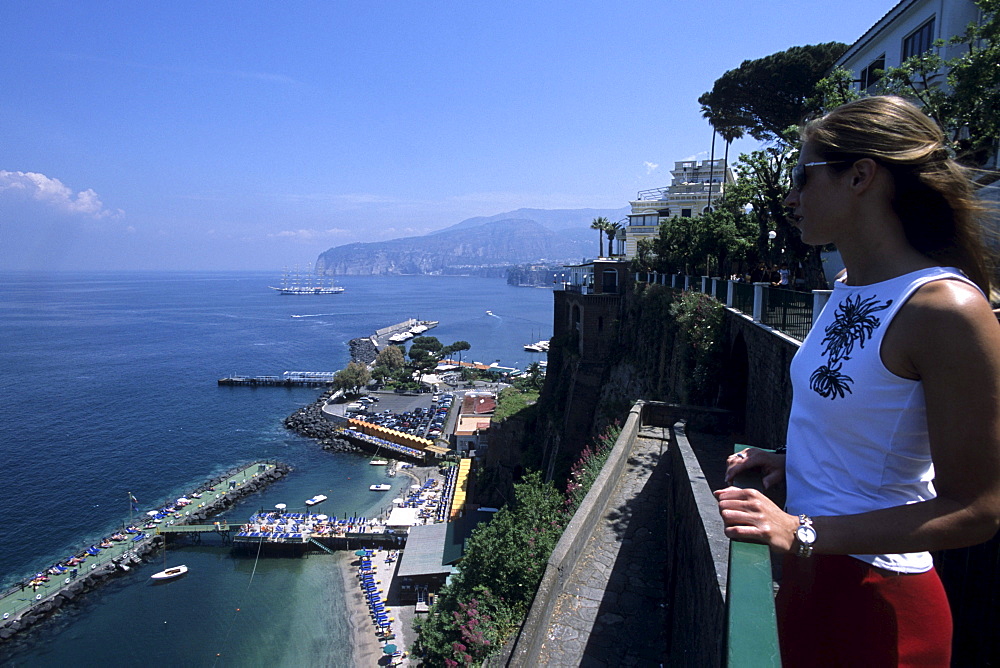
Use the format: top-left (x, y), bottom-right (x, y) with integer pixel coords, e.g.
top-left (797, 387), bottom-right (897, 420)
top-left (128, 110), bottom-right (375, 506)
top-left (701, 276), bottom-right (708, 293)
top-left (726, 280), bottom-right (735, 308)
top-left (684, 275), bottom-right (691, 291)
top-left (752, 283), bottom-right (768, 323)
top-left (811, 290), bottom-right (832, 330)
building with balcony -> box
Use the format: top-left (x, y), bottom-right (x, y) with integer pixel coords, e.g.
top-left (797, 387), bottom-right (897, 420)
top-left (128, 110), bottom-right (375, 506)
top-left (624, 158), bottom-right (734, 259)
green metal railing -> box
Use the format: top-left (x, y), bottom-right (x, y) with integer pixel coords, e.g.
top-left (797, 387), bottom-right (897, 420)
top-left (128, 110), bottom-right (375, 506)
top-left (726, 444), bottom-right (781, 666)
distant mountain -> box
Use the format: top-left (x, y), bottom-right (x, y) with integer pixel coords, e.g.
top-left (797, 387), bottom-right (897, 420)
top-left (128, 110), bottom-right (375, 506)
top-left (316, 206), bottom-right (630, 276)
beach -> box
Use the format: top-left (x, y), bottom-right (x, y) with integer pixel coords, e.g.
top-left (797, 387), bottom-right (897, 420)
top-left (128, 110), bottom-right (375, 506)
top-left (343, 548), bottom-right (411, 667)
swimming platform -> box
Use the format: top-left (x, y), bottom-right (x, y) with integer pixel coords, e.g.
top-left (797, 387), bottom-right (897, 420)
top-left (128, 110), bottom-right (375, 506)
top-left (0, 461), bottom-right (288, 642)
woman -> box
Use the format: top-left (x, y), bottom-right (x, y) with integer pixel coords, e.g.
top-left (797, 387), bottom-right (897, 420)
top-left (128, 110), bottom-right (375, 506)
top-left (716, 96), bottom-right (1000, 666)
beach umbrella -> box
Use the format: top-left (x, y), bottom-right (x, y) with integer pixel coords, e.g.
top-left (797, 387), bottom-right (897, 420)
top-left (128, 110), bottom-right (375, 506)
top-left (410, 484), bottom-right (420, 490)
top-left (316, 514), bottom-right (328, 521)
top-left (382, 644), bottom-right (397, 654)
top-left (391, 498), bottom-right (404, 505)
top-left (354, 549), bottom-right (368, 556)
top-left (275, 503), bottom-right (286, 511)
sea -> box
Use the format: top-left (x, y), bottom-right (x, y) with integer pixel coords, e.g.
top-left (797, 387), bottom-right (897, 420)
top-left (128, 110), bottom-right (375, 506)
top-left (0, 271), bottom-right (555, 667)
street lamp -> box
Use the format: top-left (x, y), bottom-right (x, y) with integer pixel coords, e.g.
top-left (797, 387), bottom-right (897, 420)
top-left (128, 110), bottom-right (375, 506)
top-left (767, 230), bottom-right (777, 268)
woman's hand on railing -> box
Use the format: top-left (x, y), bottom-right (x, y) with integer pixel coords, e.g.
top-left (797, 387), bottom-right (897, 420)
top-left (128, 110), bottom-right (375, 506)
top-left (714, 486), bottom-right (799, 552)
top-left (724, 447), bottom-right (785, 489)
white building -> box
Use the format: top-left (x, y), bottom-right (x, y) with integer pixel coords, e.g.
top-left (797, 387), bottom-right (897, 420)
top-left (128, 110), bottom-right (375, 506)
top-left (832, 0), bottom-right (998, 198)
top-left (623, 158), bottom-right (734, 260)
top-left (832, 0), bottom-right (982, 94)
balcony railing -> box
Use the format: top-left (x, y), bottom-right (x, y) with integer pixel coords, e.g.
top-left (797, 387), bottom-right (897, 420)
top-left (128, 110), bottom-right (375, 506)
top-left (633, 274), bottom-right (831, 342)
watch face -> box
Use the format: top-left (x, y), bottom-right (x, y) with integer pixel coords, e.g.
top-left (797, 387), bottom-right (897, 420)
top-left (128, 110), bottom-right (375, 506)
top-left (797, 525), bottom-right (817, 545)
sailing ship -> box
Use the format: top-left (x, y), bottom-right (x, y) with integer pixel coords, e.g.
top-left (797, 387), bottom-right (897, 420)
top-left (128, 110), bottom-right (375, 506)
top-left (269, 265), bottom-right (344, 295)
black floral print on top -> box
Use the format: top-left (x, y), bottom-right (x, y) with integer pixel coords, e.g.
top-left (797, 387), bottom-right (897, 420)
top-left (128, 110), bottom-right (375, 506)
top-left (809, 294), bottom-right (893, 399)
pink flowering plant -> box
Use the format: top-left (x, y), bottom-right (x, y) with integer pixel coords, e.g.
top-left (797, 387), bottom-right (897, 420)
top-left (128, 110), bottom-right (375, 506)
top-left (565, 421), bottom-right (622, 514)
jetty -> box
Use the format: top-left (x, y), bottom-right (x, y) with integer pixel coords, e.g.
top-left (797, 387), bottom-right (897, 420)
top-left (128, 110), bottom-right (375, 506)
top-left (0, 460), bottom-right (290, 644)
top-left (372, 319), bottom-right (438, 350)
top-left (232, 463), bottom-right (462, 554)
top-left (218, 371), bottom-right (339, 386)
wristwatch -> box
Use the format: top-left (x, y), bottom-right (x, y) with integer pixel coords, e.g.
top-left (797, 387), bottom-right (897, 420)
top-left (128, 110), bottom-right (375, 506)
top-left (795, 514), bottom-right (816, 558)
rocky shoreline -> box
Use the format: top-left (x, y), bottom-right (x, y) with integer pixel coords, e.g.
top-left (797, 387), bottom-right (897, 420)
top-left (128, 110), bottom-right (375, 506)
top-left (0, 461), bottom-right (292, 645)
top-left (283, 390), bottom-right (362, 455)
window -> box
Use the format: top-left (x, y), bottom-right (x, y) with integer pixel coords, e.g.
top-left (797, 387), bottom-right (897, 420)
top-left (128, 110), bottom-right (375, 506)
top-left (681, 209), bottom-right (692, 218)
top-left (903, 18), bottom-right (935, 60)
top-left (859, 54), bottom-right (885, 91)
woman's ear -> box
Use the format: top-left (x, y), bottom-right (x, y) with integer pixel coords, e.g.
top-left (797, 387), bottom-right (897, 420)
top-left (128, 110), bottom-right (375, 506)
top-left (850, 158), bottom-right (880, 193)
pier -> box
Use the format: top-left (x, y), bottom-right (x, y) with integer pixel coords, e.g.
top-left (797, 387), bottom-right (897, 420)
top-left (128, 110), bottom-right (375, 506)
top-left (218, 371), bottom-right (339, 386)
top-left (0, 461), bottom-right (289, 643)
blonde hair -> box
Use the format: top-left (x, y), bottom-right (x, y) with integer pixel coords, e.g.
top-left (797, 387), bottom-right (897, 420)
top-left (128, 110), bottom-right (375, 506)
top-left (802, 96), bottom-right (995, 294)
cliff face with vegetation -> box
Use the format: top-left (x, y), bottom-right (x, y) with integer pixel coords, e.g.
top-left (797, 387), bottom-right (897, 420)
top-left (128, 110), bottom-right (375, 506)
top-left (481, 283), bottom-right (727, 506)
top-left (314, 207), bottom-right (629, 276)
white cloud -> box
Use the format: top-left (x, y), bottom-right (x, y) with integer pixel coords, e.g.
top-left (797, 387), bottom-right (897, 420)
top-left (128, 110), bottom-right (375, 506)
top-left (0, 170), bottom-right (123, 219)
top-left (643, 161), bottom-right (659, 175)
top-left (268, 228), bottom-right (352, 241)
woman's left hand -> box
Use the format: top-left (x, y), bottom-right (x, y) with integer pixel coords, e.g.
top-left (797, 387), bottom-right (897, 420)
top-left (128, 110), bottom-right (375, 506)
top-left (714, 486), bottom-right (800, 552)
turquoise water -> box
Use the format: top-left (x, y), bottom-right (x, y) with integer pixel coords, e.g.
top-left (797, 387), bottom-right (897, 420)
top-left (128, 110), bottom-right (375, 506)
top-left (0, 272), bottom-right (554, 666)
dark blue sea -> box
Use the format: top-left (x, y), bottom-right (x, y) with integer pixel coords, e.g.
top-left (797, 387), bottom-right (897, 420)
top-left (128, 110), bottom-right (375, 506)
top-left (0, 271), bottom-right (554, 667)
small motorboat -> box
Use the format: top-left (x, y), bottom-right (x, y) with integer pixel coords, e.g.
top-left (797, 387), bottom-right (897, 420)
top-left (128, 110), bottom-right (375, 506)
top-left (369, 459), bottom-right (388, 466)
top-left (369, 484), bottom-right (391, 492)
top-left (150, 565), bottom-right (188, 581)
top-left (305, 494), bottom-right (328, 506)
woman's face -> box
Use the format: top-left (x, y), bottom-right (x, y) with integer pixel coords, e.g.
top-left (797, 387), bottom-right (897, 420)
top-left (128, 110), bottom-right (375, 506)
top-left (784, 143), bottom-right (853, 247)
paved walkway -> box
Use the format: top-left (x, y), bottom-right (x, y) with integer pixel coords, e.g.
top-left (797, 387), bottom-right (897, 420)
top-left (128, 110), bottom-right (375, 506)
top-left (536, 425), bottom-right (672, 667)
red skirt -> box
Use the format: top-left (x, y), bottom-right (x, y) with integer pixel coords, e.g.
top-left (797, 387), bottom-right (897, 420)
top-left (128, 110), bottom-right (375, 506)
top-left (776, 554), bottom-right (952, 667)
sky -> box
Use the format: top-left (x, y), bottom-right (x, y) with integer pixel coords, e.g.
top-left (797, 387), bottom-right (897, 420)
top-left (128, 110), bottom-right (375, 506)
top-left (0, 1), bottom-right (895, 271)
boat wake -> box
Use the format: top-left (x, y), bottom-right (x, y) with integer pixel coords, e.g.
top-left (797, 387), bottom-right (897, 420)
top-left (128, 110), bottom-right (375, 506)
top-left (486, 310), bottom-right (501, 318)
top-left (291, 314), bottom-right (337, 318)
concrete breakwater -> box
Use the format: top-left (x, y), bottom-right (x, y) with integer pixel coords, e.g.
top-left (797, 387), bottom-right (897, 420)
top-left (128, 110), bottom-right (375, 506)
top-left (0, 460), bottom-right (291, 646)
top-left (284, 392), bottom-right (362, 455)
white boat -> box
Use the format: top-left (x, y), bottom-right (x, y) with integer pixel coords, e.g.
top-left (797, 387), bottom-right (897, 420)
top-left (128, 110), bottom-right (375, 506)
top-left (388, 331), bottom-right (414, 343)
top-left (370, 484), bottom-right (392, 492)
top-left (524, 339), bottom-right (550, 352)
top-left (305, 494), bottom-right (328, 506)
top-left (369, 459), bottom-right (389, 466)
top-left (150, 565), bottom-right (188, 581)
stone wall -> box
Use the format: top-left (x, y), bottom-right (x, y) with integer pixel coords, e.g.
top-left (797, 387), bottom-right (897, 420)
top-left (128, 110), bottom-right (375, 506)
top-left (503, 403), bottom-right (728, 666)
top-left (720, 309), bottom-right (800, 448)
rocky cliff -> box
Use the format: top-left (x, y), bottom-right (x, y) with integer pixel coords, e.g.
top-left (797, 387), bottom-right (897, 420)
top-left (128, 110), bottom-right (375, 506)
top-left (315, 207), bottom-right (629, 276)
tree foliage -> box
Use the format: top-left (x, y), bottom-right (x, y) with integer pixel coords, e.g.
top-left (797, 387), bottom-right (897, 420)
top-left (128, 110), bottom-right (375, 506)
top-left (589, 216), bottom-right (612, 258)
top-left (411, 336), bottom-right (444, 355)
top-left (414, 471), bottom-right (566, 665)
top-left (375, 345), bottom-right (405, 370)
top-left (699, 42), bottom-right (848, 143)
top-left (333, 361), bottom-right (371, 394)
top-left (877, 0), bottom-right (1000, 166)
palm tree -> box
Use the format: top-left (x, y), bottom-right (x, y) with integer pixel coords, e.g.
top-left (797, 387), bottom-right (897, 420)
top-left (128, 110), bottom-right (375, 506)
top-left (605, 221), bottom-right (623, 257)
top-left (590, 216), bottom-right (611, 258)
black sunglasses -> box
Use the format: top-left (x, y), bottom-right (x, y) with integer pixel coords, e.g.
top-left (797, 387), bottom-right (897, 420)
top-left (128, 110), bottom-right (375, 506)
top-left (790, 161), bottom-right (848, 191)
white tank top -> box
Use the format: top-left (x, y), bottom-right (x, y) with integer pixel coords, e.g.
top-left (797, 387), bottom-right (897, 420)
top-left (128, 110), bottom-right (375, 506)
top-left (785, 266), bottom-right (981, 573)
